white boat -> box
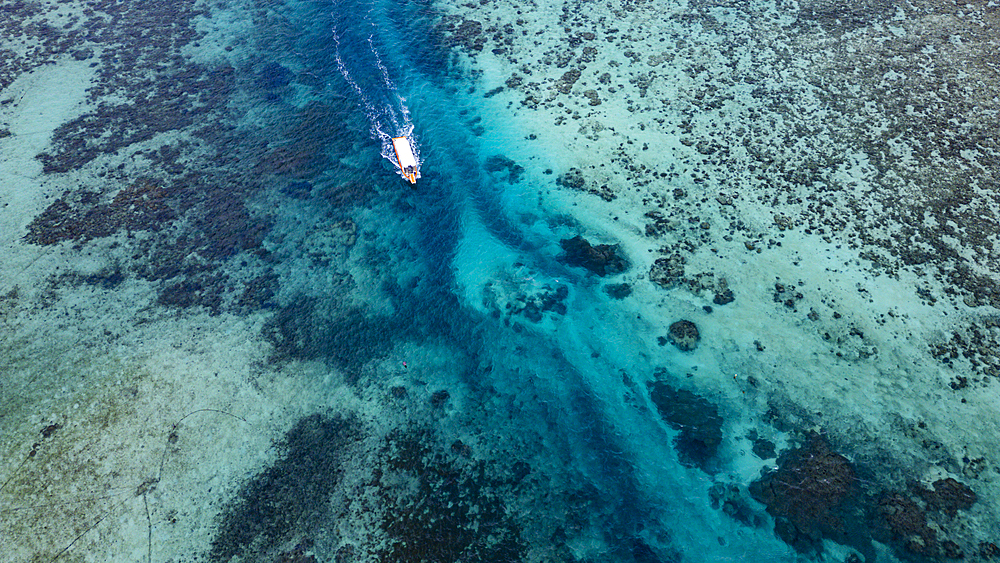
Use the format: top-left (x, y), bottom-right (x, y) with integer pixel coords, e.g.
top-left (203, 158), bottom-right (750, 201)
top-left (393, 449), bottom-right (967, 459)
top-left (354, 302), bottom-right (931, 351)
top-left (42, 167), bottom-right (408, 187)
top-left (392, 136), bottom-right (420, 184)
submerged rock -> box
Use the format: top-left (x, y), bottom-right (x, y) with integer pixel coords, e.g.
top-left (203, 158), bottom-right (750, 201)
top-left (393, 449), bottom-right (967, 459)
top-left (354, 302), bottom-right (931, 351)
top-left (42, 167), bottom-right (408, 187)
top-left (710, 482), bottom-right (762, 527)
top-left (647, 376), bottom-right (723, 472)
top-left (430, 389), bottom-right (450, 407)
top-left (448, 18), bottom-right (485, 52)
top-left (559, 235), bottom-right (627, 276)
top-left (713, 277), bottom-right (735, 305)
top-left (555, 168), bottom-right (585, 190)
top-left (486, 279), bottom-right (568, 325)
top-left (649, 253), bottom-right (686, 288)
top-left (554, 68), bottom-right (581, 94)
top-left (484, 154), bottom-right (524, 183)
top-left (917, 477), bottom-right (977, 517)
top-left (748, 430), bottom-right (776, 460)
top-left (604, 282), bottom-right (632, 299)
top-left (667, 320), bottom-right (699, 351)
top-left (749, 434), bottom-right (858, 555)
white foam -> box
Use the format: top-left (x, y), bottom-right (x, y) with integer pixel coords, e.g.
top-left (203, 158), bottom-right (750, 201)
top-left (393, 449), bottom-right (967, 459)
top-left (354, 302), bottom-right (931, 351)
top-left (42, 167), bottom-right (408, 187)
top-left (332, 23), bottom-right (418, 178)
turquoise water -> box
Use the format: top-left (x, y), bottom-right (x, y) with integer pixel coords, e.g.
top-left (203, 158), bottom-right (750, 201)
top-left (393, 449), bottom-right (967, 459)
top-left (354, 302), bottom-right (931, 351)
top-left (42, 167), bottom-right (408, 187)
top-left (284, 1), bottom-right (798, 560)
top-left (3, 0), bottom-right (995, 561)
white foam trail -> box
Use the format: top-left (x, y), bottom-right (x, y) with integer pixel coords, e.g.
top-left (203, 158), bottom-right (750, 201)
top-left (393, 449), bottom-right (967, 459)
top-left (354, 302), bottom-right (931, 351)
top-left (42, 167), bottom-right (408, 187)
top-left (332, 22), bottom-right (419, 178)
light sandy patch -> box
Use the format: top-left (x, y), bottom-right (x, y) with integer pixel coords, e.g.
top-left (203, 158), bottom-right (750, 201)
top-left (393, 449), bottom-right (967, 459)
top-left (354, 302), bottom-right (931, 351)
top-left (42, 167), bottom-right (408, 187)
top-left (0, 59), bottom-right (96, 291)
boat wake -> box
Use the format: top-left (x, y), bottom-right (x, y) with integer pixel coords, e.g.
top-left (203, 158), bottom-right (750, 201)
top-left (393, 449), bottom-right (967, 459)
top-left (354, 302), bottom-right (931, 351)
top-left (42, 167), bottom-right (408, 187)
top-left (332, 13), bottom-right (419, 181)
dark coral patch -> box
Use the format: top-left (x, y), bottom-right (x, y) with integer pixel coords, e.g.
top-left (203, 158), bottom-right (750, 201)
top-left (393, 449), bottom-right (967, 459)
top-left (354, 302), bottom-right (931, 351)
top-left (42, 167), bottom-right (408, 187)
top-left (195, 190), bottom-right (271, 261)
top-left (745, 430), bottom-right (982, 561)
top-left (236, 273), bottom-right (279, 312)
top-left (14, 0), bottom-right (287, 317)
top-left (437, 17), bottom-right (485, 52)
top-left (871, 477), bottom-right (979, 559)
top-left (647, 374), bottom-right (723, 472)
top-left (648, 253), bottom-right (686, 289)
top-left (253, 101), bottom-right (364, 184)
top-left (262, 297), bottom-right (398, 373)
top-left (321, 181), bottom-right (370, 209)
top-left (209, 414), bottom-right (360, 563)
top-left (258, 61), bottom-right (294, 90)
top-left (604, 282), bottom-right (632, 299)
top-left (375, 429), bottom-right (526, 563)
top-left (667, 319), bottom-right (699, 351)
top-left (484, 154), bottom-right (525, 183)
top-left (876, 493), bottom-right (939, 558)
top-left (255, 144), bottom-right (331, 180)
top-left (559, 235), bottom-right (628, 276)
top-left (25, 182), bottom-right (174, 246)
top-left (157, 276), bottom-right (225, 314)
top-left (918, 477), bottom-right (977, 517)
top-left (749, 434), bottom-right (861, 555)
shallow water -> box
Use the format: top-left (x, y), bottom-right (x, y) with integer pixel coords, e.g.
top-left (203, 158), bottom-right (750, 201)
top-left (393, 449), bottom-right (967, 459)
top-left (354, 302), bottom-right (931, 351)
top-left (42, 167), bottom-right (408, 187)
top-left (291, 0), bottom-right (799, 559)
top-left (3, 0), bottom-right (998, 561)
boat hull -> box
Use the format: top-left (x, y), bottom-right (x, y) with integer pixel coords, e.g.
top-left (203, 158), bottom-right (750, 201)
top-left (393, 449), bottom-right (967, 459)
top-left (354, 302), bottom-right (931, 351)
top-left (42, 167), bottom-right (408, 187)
top-left (392, 136), bottom-right (420, 184)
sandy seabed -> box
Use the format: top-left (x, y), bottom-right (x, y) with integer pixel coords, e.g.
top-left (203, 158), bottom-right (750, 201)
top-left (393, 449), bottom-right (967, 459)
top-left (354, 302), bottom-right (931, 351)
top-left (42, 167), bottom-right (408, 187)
top-left (2, 0), bottom-right (1000, 562)
top-left (437, 0), bottom-right (1000, 559)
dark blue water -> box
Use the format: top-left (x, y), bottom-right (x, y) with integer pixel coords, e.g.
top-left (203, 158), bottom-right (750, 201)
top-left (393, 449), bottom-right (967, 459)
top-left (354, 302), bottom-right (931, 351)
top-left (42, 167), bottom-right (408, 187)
top-left (252, 0), bottom-right (800, 561)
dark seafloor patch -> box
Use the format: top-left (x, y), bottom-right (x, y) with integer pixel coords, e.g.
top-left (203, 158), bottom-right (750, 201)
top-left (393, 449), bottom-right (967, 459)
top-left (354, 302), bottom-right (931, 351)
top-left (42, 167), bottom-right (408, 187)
top-left (749, 433), bottom-right (868, 557)
top-left (14, 0), bottom-right (269, 315)
top-left (646, 372), bottom-right (723, 473)
top-left (262, 297), bottom-right (399, 374)
top-left (208, 419), bottom-right (534, 563)
top-left (744, 430), bottom-right (991, 562)
top-left (209, 413), bottom-right (361, 563)
top-left (373, 428), bottom-right (527, 563)
top-left (24, 182), bottom-right (175, 246)
top-left (15, 0), bottom-right (384, 321)
top-left (559, 235), bottom-right (629, 276)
